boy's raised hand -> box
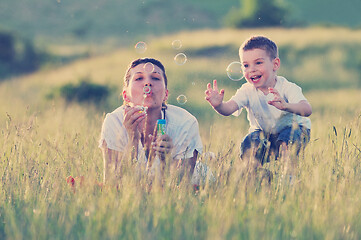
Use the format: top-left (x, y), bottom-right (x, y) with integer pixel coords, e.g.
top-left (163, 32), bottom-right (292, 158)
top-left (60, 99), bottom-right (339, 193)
top-left (268, 87), bottom-right (312, 116)
top-left (267, 87), bottom-right (287, 110)
top-left (205, 79), bottom-right (225, 108)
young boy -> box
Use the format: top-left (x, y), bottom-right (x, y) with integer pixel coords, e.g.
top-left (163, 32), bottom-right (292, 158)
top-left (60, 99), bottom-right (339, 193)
top-left (205, 36), bottom-right (312, 167)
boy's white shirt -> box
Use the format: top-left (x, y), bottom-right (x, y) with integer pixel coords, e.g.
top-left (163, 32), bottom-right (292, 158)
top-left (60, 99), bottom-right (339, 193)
top-left (230, 76), bottom-right (311, 134)
top-left (98, 104), bottom-right (203, 165)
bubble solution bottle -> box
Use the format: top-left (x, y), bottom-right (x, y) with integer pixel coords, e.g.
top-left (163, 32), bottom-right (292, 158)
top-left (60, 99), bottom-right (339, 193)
top-left (156, 119), bottom-right (166, 135)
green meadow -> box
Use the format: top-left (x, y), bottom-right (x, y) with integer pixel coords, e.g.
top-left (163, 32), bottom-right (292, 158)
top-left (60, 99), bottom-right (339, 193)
top-left (1, 27), bottom-right (361, 239)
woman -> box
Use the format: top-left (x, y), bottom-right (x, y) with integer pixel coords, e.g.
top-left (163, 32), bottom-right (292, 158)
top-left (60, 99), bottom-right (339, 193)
top-left (99, 58), bottom-right (203, 183)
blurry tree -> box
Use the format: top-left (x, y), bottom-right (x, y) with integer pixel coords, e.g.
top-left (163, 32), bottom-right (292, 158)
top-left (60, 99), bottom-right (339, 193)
top-left (224, 0), bottom-right (289, 28)
top-left (55, 77), bottom-right (111, 104)
top-left (356, 52), bottom-right (361, 87)
top-left (0, 30), bottom-right (41, 79)
top-left (0, 32), bottom-right (15, 63)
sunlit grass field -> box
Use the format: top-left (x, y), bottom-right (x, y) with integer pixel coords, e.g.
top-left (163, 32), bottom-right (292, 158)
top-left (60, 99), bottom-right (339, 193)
top-left (1, 27), bottom-right (361, 239)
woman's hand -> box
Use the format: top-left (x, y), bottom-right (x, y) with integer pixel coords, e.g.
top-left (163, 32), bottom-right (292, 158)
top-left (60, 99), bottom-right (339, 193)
top-left (123, 106), bottom-right (147, 143)
top-left (152, 134), bottom-right (173, 161)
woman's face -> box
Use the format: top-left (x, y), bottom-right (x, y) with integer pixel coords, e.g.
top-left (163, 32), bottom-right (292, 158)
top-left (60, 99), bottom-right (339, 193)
top-left (123, 63), bottom-right (168, 109)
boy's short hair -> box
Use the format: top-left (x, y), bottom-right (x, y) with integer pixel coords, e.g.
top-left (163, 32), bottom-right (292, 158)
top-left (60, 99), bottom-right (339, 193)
top-left (240, 36), bottom-right (279, 60)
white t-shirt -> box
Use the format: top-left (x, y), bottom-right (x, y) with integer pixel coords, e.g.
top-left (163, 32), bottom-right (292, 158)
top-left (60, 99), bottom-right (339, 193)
top-left (230, 76), bottom-right (311, 134)
top-left (98, 104), bottom-right (203, 163)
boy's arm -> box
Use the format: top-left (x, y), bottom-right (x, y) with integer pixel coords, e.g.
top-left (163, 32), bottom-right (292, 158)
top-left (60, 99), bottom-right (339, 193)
top-left (268, 88), bottom-right (312, 117)
top-left (213, 100), bottom-right (239, 116)
top-left (205, 79), bottom-right (239, 116)
top-left (283, 100), bottom-right (312, 117)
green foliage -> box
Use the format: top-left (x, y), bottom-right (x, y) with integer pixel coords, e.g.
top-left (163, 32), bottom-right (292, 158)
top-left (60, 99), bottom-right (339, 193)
top-left (0, 30), bottom-right (42, 79)
top-left (224, 0), bottom-right (289, 28)
top-left (0, 32), bottom-right (15, 62)
top-left (277, 43), bottom-right (361, 91)
top-left (349, 48), bottom-right (361, 87)
top-left (1, 0), bottom-right (361, 47)
top-left (52, 77), bottom-right (111, 104)
top-left (288, 0), bottom-right (361, 28)
top-left (0, 0), bottom-right (239, 44)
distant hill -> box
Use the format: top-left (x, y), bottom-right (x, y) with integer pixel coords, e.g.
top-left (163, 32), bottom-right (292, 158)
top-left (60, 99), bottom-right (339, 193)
top-left (2, 27), bottom-right (361, 123)
top-left (0, 0), bottom-right (238, 43)
top-left (1, 0), bottom-right (360, 44)
top-left (287, 0), bottom-right (361, 28)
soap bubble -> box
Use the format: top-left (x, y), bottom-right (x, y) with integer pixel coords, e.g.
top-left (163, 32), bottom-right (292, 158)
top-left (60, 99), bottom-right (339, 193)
top-left (176, 94), bottom-right (187, 104)
top-left (143, 62), bottom-right (154, 73)
top-left (135, 41), bottom-right (147, 54)
top-left (226, 61), bottom-right (244, 81)
top-left (172, 40), bottom-right (182, 50)
top-left (143, 85), bottom-right (151, 94)
top-left (174, 53), bottom-right (187, 65)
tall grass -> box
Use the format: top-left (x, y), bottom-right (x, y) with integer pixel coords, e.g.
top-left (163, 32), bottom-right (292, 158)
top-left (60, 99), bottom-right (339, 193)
top-left (1, 95), bottom-right (360, 239)
top-left (1, 27), bottom-right (361, 239)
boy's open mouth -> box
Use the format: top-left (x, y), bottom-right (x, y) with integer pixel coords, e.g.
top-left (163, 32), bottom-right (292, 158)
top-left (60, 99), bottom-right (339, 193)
top-left (250, 75), bottom-right (261, 83)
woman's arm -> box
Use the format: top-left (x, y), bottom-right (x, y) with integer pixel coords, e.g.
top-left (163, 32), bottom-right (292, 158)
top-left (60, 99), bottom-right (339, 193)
top-left (101, 139), bottom-right (140, 184)
top-left (102, 106), bottom-right (146, 183)
top-left (187, 150), bottom-right (198, 176)
top-left (101, 142), bottom-right (123, 183)
top-left (152, 134), bottom-right (198, 179)
top-left (171, 150), bottom-right (198, 181)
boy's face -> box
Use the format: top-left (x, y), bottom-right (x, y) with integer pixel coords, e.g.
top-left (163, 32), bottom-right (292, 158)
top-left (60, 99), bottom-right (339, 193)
top-left (240, 48), bottom-right (280, 92)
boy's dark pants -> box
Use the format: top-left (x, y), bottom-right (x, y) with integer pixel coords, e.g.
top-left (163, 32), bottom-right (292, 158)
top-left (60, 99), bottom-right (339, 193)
top-left (240, 125), bottom-right (310, 165)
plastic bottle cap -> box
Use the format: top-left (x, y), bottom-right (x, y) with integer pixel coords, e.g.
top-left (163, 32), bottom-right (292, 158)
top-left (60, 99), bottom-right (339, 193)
top-left (157, 119), bottom-right (166, 124)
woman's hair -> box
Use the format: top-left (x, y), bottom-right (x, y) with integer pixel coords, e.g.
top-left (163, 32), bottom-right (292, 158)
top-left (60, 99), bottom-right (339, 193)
top-left (122, 58), bottom-right (168, 109)
top-left (240, 36), bottom-right (279, 60)
top-left (123, 58), bottom-right (168, 89)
